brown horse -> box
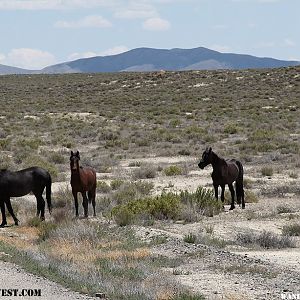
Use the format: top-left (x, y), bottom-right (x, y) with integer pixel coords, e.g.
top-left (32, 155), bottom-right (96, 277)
top-left (198, 147), bottom-right (245, 210)
top-left (70, 151), bottom-right (97, 217)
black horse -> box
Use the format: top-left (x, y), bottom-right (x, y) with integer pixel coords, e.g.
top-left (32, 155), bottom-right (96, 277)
top-left (0, 167), bottom-right (52, 227)
top-left (198, 147), bottom-right (245, 210)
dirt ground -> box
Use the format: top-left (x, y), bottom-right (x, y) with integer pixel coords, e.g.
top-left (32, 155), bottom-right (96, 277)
top-left (1, 154), bottom-right (300, 300)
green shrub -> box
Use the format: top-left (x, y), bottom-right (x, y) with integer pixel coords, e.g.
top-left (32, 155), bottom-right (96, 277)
top-left (113, 207), bottom-right (135, 226)
top-left (16, 138), bottom-right (43, 150)
top-left (282, 223), bottom-right (300, 236)
top-left (184, 233), bottom-right (197, 244)
top-left (0, 138), bottom-right (11, 150)
top-left (164, 165), bottom-right (183, 176)
top-left (172, 293), bottom-right (205, 300)
top-left (113, 181), bottom-right (154, 204)
top-left (245, 190), bottom-right (259, 203)
top-left (132, 165), bottom-right (157, 179)
top-left (261, 166), bottom-right (273, 177)
top-left (27, 216), bottom-right (42, 227)
top-left (49, 152), bottom-right (66, 164)
top-left (180, 187), bottom-right (222, 217)
top-left (237, 230), bottom-right (295, 249)
top-left (128, 161), bottom-right (142, 167)
top-left (112, 192), bottom-right (181, 225)
top-left (97, 181), bottom-right (111, 193)
top-left (53, 186), bottom-right (73, 209)
top-left (224, 123), bottom-right (239, 134)
top-left (110, 179), bottom-right (124, 190)
top-left (277, 205), bottom-right (293, 214)
top-left (178, 149), bottom-right (191, 156)
top-left (0, 154), bottom-right (14, 169)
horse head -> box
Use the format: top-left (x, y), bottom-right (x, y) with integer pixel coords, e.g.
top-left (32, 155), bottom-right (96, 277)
top-left (198, 147), bottom-right (212, 169)
top-left (70, 150), bottom-right (80, 171)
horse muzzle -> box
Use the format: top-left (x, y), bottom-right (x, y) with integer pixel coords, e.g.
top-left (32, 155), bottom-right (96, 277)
top-left (198, 161), bottom-right (206, 169)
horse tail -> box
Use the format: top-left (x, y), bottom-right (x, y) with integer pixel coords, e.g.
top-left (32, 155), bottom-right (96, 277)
top-left (46, 174), bottom-right (52, 214)
top-left (235, 160), bottom-right (245, 208)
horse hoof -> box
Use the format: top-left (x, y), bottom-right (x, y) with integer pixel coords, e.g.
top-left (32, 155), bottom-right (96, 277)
top-left (0, 223), bottom-right (7, 228)
top-left (242, 206), bottom-right (245, 209)
top-left (229, 206), bottom-right (235, 210)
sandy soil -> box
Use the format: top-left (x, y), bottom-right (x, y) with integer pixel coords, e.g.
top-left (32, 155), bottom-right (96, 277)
top-left (0, 260), bottom-right (95, 300)
top-left (2, 155), bottom-right (300, 299)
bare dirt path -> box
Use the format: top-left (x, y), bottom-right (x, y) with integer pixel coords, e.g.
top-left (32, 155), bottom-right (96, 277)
top-left (0, 260), bottom-right (95, 300)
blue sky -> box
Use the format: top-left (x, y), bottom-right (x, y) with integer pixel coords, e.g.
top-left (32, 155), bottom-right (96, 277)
top-left (0, 0), bottom-right (299, 69)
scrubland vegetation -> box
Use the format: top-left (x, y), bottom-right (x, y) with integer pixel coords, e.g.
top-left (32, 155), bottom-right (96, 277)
top-left (0, 66), bottom-right (300, 299)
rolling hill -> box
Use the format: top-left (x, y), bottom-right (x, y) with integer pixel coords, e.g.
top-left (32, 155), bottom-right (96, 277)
top-left (1, 47), bottom-right (299, 75)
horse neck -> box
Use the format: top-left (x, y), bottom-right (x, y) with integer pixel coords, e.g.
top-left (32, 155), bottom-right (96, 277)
top-left (210, 152), bottom-right (225, 170)
top-left (70, 165), bottom-right (82, 179)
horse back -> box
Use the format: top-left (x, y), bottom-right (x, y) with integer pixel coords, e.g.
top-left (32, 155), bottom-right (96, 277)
top-left (0, 166), bottom-right (50, 197)
top-left (212, 159), bottom-right (240, 185)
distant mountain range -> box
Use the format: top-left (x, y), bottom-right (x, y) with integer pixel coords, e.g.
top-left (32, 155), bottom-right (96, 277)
top-left (1, 47), bottom-right (299, 75)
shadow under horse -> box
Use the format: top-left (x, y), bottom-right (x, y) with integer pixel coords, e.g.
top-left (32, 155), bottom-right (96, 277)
top-left (0, 167), bottom-right (52, 227)
top-left (70, 151), bottom-right (97, 218)
top-left (198, 147), bottom-right (245, 210)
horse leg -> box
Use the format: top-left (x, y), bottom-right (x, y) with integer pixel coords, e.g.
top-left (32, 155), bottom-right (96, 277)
top-left (0, 199), bottom-right (7, 227)
top-left (37, 196), bottom-right (45, 221)
top-left (236, 181), bottom-right (245, 209)
top-left (4, 198), bottom-right (19, 225)
top-left (72, 190), bottom-right (79, 217)
top-left (36, 197), bottom-right (41, 218)
top-left (88, 189), bottom-right (96, 217)
top-left (228, 183), bottom-right (235, 210)
top-left (33, 190), bottom-right (45, 220)
top-left (220, 184), bottom-right (225, 203)
top-left (81, 192), bottom-right (89, 218)
top-left (241, 187), bottom-right (245, 209)
top-left (213, 184), bottom-right (219, 200)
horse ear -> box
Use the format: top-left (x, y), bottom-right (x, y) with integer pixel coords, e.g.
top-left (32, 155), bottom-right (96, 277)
top-left (76, 151), bottom-right (80, 159)
top-left (209, 147), bottom-right (212, 153)
top-left (70, 151), bottom-right (74, 156)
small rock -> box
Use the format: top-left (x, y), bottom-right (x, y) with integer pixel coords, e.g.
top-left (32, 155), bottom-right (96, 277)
top-left (96, 292), bottom-right (106, 298)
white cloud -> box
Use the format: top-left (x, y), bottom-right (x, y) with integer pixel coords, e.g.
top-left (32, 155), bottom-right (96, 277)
top-left (0, 53), bottom-right (6, 63)
top-left (55, 15), bottom-right (112, 28)
top-left (114, 1), bottom-right (158, 19)
top-left (284, 38), bottom-right (295, 47)
top-left (68, 46), bottom-right (129, 61)
top-left (100, 46), bottom-right (129, 56)
top-left (0, 0), bottom-right (118, 10)
top-left (3, 48), bottom-right (56, 69)
top-left (143, 17), bottom-right (170, 31)
top-left (114, 8), bottom-right (156, 19)
top-left (254, 41), bottom-right (276, 49)
top-left (288, 57), bottom-right (300, 61)
top-left (68, 52), bottom-right (98, 61)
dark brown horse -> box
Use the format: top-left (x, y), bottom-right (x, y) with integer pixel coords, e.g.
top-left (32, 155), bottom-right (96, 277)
top-left (0, 167), bottom-right (52, 227)
top-left (70, 151), bottom-right (96, 217)
top-left (198, 147), bottom-right (245, 210)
